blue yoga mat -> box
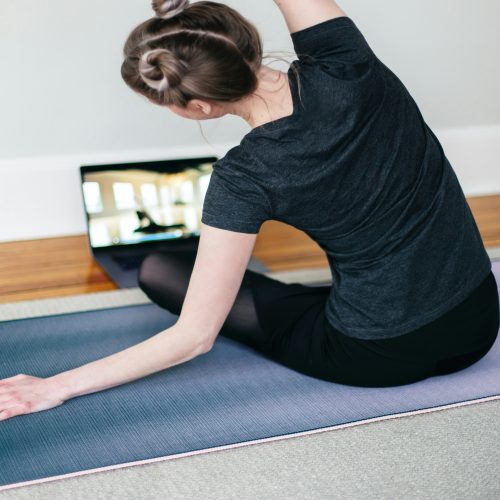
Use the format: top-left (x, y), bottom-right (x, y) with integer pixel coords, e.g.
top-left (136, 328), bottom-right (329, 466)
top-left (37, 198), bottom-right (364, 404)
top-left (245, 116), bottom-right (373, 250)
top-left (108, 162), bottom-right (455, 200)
top-left (1, 261), bottom-right (499, 491)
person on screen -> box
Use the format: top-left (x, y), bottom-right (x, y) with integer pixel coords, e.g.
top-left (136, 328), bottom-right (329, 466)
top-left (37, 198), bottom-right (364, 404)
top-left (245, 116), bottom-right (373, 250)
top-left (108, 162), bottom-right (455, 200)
top-left (133, 194), bottom-right (186, 234)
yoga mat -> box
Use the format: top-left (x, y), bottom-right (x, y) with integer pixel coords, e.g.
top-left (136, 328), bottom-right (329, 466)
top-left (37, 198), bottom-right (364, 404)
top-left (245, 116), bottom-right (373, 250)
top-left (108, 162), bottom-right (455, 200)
top-left (1, 261), bottom-right (499, 491)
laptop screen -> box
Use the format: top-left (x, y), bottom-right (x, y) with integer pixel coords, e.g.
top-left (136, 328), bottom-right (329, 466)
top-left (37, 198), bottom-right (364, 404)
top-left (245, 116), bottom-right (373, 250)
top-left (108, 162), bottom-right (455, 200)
top-left (80, 157), bottom-right (217, 249)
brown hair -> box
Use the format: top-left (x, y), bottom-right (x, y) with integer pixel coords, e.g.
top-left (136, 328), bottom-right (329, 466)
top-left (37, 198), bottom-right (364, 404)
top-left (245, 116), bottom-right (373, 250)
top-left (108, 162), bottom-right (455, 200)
top-left (121, 0), bottom-right (269, 108)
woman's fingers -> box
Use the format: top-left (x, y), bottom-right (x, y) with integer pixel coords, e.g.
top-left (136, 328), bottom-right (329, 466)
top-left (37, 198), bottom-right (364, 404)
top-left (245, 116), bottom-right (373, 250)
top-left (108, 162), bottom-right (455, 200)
top-left (0, 403), bottom-right (31, 421)
top-left (0, 374), bottom-right (66, 421)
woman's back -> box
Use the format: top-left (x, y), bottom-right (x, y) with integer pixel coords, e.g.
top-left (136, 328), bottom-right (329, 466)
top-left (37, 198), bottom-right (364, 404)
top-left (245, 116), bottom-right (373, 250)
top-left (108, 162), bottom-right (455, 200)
top-left (201, 16), bottom-right (492, 339)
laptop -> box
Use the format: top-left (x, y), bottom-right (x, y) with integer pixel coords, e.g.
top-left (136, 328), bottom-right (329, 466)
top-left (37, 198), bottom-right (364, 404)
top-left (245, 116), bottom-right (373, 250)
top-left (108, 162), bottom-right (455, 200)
top-left (80, 157), bottom-right (268, 288)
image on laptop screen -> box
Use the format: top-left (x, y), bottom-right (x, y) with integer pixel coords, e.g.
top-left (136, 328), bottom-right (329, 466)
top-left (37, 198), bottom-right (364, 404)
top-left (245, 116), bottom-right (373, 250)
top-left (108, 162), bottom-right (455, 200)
top-left (80, 159), bottom-right (215, 248)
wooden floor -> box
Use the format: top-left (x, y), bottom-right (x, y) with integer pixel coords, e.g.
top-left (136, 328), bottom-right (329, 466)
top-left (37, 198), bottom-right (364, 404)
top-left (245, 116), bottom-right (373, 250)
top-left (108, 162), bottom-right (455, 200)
top-left (0, 194), bottom-right (499, 304)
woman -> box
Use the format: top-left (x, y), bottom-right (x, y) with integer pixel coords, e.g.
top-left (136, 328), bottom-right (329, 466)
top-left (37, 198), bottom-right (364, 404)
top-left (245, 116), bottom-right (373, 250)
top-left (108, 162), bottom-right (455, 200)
top-left (1, 0), bottom-right (498, 421)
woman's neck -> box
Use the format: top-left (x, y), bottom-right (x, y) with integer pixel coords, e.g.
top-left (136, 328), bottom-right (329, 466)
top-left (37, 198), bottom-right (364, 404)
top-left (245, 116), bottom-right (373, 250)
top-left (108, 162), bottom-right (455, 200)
top-left (228, 66), bottom-right (294, 129)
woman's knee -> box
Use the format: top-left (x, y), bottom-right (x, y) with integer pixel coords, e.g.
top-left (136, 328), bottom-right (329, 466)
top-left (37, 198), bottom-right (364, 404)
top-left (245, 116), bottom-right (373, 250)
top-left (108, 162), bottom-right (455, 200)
top-left (138, 254), bottom-right (169, 293)
top-left (138, 252), bottom-right (193, 313)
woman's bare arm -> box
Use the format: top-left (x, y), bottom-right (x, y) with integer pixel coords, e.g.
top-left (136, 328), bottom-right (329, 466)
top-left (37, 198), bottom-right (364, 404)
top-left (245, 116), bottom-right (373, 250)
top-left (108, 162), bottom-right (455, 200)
top-left (51, 224), bottom-right (258, 398)
top-left (273, 0), bottom-right (347, 33)
top-left (0, 223), bottom-right (258, 420)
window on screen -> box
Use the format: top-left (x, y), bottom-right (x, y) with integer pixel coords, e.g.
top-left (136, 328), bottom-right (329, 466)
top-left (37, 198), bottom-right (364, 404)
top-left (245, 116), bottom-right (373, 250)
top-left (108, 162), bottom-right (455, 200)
top-left (82, 182), bottom-right (104, 214)
top-left (113, 182), bottom-right (135, 210)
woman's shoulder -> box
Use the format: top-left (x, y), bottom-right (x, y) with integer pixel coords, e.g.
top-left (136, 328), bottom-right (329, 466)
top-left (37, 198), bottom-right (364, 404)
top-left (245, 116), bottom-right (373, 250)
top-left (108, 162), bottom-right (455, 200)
top-left (215, 143), bottom-right (250, 168)
top-left (214, 142), bottom-right (267, 180)
top-left (215, 140), bottom-right (282, 190)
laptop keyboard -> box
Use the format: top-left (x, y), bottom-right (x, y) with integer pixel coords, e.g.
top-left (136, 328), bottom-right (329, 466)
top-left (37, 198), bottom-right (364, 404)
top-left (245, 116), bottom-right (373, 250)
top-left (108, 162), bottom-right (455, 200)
top-left (112, 254), bottom-right (150, 271)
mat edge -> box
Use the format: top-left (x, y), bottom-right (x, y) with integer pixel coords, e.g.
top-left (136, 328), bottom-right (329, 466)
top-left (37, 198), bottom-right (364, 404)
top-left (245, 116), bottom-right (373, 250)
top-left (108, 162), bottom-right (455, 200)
top-left (1, 394), bottom-right (499, 492)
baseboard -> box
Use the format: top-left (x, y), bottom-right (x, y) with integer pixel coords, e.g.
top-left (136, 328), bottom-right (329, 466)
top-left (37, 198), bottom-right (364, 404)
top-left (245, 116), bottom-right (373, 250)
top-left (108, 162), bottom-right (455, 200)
top-left (0, 125), bottom-right (499, 243)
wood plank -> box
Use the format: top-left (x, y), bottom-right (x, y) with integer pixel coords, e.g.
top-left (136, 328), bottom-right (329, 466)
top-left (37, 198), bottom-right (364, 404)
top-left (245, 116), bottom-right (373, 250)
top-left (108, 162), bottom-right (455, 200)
top-left (0, 195), bottom-right (498, 304)
top-left (0, 236), bottom-right (117, 303)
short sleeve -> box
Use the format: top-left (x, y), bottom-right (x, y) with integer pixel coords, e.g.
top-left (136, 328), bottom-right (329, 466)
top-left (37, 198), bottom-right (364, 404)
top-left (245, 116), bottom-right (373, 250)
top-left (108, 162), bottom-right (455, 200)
top-left (291, 16), bottom-right (376, 68)
top-left (201, 150), bottom-right (271, 234)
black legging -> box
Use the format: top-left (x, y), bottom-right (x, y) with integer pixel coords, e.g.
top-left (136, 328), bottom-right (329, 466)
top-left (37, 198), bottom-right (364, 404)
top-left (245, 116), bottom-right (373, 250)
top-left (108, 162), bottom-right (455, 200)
top-left (137, 244), bottom-right (284, 351)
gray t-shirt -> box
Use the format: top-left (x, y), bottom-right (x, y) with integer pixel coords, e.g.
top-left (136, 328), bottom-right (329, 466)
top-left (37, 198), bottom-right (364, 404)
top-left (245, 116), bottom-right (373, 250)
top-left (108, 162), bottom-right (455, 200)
top-left (201, 16), bottom-right (491, 340)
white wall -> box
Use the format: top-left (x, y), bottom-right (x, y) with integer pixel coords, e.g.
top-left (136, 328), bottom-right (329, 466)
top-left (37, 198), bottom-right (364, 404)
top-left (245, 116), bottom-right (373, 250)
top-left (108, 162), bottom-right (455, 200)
top-left (1, 0), bottom-right (499, 242)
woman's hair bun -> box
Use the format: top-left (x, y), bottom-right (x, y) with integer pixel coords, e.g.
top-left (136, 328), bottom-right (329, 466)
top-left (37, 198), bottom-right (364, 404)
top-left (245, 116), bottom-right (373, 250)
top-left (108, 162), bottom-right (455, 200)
top-left (152, 0), bottom-right (190, 20)
top-left (139, 48), bottom-right (188, 93)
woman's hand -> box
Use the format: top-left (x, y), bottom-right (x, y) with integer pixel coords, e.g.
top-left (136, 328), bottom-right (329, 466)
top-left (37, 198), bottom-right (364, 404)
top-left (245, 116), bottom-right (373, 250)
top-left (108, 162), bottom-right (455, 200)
top-left (0, 374), bottom-right (67, 421)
